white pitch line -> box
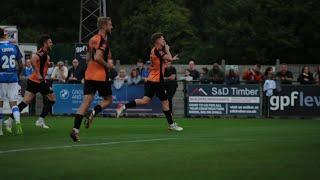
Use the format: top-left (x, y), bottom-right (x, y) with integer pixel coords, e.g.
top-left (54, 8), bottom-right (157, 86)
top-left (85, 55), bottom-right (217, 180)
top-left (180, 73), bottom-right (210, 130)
top-left (0, 138), bottom-right (176, 154)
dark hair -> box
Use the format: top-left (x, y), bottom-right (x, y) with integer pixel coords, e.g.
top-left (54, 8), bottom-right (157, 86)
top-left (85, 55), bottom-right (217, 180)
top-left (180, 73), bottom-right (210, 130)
top-left (228, 69), bottom-right (237, 77)
top-left (301, 66), bottom-right (309, 73)
top-left (202, 67), bottom-right (208, 74)
top-left (189, 58), bottom-right (196, 62)
top-left (0, 28), bottom-right (4, 39)
top-left (131, 68), bottom-right (138, 77)
top-left (151, 32), bottom-right (163, 44)
top-left (255, 64), bottom-right (261, 69)
top-left (264, 67), bottom-right (273, 76)
top-left (38, 34), bottom-right (51, 48)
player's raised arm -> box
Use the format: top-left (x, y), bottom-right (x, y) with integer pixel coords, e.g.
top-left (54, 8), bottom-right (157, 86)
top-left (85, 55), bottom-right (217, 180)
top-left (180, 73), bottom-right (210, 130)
top-left (162, 44), bottom-right (179, 62)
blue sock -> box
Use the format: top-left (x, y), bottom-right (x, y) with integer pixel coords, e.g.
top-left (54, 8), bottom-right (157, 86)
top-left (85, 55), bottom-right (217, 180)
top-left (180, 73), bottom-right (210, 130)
top-left (12, 106), bottom-right (20, 124)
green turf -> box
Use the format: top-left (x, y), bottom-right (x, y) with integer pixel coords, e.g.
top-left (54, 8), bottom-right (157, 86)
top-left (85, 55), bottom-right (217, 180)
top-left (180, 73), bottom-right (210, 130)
top-left (1, 117), bottom-right (320, 180)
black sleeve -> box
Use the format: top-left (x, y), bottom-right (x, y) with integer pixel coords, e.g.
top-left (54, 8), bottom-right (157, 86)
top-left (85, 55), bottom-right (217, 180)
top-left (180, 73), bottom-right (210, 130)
top-left (172, 67), bottom-right (177, 75)
top-left (297, 74), bottom-right (303, 83)
top-left (195, 70), bottom-right (200, 80)
top-left (67, 68), bottom-right (72, 78)
top-left (309, 73), bottom-right (315, 83)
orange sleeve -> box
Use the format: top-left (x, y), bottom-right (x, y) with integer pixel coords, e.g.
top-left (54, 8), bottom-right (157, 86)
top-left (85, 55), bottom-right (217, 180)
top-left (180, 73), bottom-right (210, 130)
top-left (88, 35), bottom-right (101, 50)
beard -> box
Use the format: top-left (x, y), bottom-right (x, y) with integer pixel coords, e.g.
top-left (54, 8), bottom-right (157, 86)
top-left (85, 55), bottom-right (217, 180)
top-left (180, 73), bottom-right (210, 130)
top-left (46, 46), bottom-right (52, 52)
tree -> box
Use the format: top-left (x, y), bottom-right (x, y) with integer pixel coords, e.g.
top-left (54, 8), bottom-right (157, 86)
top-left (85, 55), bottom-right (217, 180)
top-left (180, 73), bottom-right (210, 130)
top-left (111, 0), bottom-right (199, 63)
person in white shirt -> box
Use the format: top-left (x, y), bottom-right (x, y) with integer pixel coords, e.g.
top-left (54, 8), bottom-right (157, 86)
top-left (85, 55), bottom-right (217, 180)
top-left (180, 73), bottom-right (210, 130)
top-left (113, 69), bottom-right (128, 89)
top-left (127, 68), bottom-right (142, 85)
top-left (180, 69), bottom-right (193, 82)
top-left (51, 61), bottom-right (68, 83)
top-left (45, 62), bottom-right (55, 81)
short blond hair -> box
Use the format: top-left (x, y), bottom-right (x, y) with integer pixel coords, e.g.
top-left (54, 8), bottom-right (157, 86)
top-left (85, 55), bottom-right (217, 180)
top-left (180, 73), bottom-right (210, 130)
top-left (97, 17), bottom-right (112, 29)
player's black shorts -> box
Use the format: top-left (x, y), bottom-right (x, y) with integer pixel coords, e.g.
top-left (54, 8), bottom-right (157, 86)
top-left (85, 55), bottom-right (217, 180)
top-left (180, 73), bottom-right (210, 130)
top-left (84, 80), bottom-right (112, 98)
top-left (26, 79), bottom-right (53, 95)
top-left (144, 81), bottom-right (168, 101)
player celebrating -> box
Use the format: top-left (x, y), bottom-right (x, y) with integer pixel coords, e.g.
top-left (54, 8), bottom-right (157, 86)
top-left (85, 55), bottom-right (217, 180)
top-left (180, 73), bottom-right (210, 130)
top-left (5, 35), bottom-right (55, 130)
top-left (0, 28), bottom-right (23, 135)
top-left (70, 17), bottom-right (113, 142)
top-left (116, 32), bottom-right (183, 132)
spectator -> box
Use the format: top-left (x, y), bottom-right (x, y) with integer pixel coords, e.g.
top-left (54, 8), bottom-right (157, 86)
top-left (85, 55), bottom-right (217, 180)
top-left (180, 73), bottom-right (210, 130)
top-left (164, 61), bottom-right (178, 112)
top-left (142, 61), bottom-right (151, 78)
top-left (199, 67), bottom-right (210, 84)
top-left (187, 59), bottom-right (200, 80)
top-left (242, 64), bottom-right (263, 84)
top-left (45, 62), bottom-right (55, 83)
top-left (21, 59), bottom-right (33, 79)
top-left (136, 59), bottom-right (149, 79)
top-left (180, 69), bottom-right (193, 82)
top-left (107, 59), bottom-right (118, 83)
top-left (127, 68), bottom-right (142, 85)
top-left (67, 59), bottom-right (84, 84)
top-left (262, 67), bottom-right (277, 118)
top-left (43, 59), bottom-right (55, 116)
top-left (263, 67), bottom-right (275, 82)
top-left (19, 59), bottom-right (33, 98)
top-left (113, 68), bottom-right (128, 89)
top-left (298, 66), bottom-right (314, 84)
top-left (225, 69), bottom-right (240, 85)
top-left (208, 62), bottom-right (224, 84)
top-left (276, 63), bottom-right (293, 84)
top-left (314, 65), bottom-right (320, 85)
top-left (51, 61), bottom-right (68, 83)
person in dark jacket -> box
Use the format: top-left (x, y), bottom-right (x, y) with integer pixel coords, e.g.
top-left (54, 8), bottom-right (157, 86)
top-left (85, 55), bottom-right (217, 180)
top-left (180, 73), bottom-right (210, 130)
top-left (298, 66), bottom-right (314, 85)
top-left (225, 69), bottom-right (240, 85)
top-left (164, 61), bottom-right (178, 113)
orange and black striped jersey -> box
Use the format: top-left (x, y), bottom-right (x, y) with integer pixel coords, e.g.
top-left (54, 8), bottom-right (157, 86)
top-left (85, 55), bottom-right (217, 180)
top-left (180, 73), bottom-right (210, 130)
top-left (85, 34), bottom-right (111, 82)
top-left (28, 48), bottom-right (49, 83)
top-left (146, 47), bottom-right (167, 83)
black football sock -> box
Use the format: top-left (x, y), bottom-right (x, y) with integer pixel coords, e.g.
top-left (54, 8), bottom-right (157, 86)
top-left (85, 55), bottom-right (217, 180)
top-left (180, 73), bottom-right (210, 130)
top-left (163, 110), bottom-right (174, 125)
top-left (125, 101), bottom-right (136, 109)
top-left (93, 105), bottom-right (102, 116)
top-left (169, 99), bottom-right (173, 113)
top-left (73, 114), bottom-right (84, 129)
top-left (40, 100), bottom-right (55, 118)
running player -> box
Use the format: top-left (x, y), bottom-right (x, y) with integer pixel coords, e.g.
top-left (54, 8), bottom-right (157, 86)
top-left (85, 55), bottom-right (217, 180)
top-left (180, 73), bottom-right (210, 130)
top-left (116, 32), bottom-right (183, 131)
top-left (0, 28), bottom-right (23, 135)
top-left (70, 17), bottom-right (113, 142)
top-left (5, 35), bottom-right (55, 130)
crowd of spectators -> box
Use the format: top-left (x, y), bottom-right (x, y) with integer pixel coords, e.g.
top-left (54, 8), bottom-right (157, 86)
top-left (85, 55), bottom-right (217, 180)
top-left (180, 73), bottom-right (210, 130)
top-left (18, 58), bottom-right (320, 87)
top-left (179, 60), bottom-right (320, 85)
top-left (16, 57), bottom-right (319, 116)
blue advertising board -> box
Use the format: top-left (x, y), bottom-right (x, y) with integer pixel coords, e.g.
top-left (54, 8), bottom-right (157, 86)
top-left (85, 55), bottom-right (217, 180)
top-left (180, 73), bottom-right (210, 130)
top-left (52, 84), bottom-right (162, 115)
top-left (186, 84), bottom-right (261, 116)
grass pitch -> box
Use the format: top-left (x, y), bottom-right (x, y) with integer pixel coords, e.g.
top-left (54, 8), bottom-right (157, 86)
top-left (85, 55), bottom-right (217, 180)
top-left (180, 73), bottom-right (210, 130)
top-left (1, 117), bottom-right (320, 179)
